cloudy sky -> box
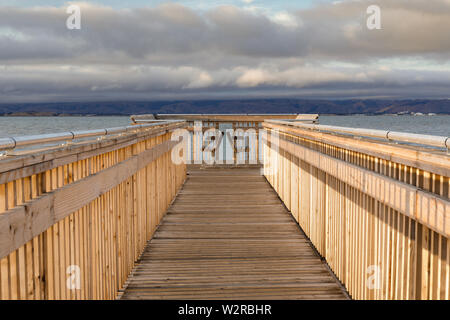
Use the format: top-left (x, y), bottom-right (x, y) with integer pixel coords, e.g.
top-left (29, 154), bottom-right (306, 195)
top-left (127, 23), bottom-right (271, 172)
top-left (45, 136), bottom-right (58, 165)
top-left (1, 0), bottom-right (450, 102)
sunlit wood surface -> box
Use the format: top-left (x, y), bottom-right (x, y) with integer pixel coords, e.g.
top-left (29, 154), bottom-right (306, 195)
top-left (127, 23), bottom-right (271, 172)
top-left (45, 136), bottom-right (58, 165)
top-left (120, 167), bottom-right (348, 300)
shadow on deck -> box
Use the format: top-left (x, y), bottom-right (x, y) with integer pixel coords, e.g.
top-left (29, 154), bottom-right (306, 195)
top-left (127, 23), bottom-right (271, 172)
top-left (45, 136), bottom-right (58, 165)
top-left (119, 166), bottom-right (349, 300)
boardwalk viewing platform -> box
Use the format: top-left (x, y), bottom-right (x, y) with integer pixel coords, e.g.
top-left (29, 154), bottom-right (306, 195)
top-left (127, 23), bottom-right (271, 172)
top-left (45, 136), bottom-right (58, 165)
top-left (119, 167), bottom-right (348, 300)
top-left (0, 114), bottom-right (448, 300)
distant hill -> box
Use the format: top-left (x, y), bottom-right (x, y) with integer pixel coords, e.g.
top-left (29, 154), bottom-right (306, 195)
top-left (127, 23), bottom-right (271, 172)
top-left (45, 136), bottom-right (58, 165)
top-left (0, 99), bottom-right (449, 116)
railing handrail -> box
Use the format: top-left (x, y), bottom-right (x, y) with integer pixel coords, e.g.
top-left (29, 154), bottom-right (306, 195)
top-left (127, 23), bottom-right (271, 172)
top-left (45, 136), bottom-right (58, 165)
top-left (134, 113), bottom-right (301, 117)
top-left (266, 119), bottom-right (450, 149)
top-left (131, 113), bottom-right (312, 123)
top-left (0, 120), bottom-right (184, 152)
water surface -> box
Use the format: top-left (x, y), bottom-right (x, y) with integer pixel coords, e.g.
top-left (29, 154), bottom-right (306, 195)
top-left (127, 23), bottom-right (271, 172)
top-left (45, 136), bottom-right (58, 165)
top-left (0, 115), bottom-right (448, 138)
top-left (320, 115), bottom-right (449, 136)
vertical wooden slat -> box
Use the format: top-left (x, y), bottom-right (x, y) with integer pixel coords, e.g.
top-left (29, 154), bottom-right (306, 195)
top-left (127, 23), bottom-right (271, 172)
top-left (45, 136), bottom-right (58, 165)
top-left (263, 125), bottom-right (449, 300)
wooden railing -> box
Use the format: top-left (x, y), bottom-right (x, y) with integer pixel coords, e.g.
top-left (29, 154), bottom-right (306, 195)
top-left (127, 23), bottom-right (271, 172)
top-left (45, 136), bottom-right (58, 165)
top-left (0, 121), bottom-right (187, 299)
top-left (263, 120), bottom-right (450, 300)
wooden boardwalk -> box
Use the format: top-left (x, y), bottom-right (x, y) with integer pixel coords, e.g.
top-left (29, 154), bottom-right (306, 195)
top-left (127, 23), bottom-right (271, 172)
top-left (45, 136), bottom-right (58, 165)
top-left (120, 167), bottom-right (348, 300)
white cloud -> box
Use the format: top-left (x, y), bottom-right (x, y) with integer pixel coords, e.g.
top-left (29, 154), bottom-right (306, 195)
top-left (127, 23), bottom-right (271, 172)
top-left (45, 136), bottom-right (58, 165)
top-left (236, 69), bottom-right (273, 87)
top-left (271, 12), bottom-right (300, 28)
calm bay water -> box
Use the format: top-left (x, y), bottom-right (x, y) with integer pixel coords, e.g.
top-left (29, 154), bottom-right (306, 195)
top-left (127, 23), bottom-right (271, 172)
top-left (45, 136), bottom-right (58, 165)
top-left (319, 115), bottom-right (449, 136)
top-left (0, 115), bottom-right (448, 138)
top-left (0, 116), bottom-right (130, 138)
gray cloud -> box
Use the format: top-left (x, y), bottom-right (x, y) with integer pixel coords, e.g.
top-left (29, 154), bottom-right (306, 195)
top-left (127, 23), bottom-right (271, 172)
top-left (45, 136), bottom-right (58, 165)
top-left (0, 1), bottom-right (449, 102)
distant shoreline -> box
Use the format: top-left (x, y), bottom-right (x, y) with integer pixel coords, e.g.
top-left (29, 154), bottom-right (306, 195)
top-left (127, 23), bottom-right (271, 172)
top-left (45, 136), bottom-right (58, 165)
top-left (1, 99), bottom-right (450, 116)
top-left (1, 113), bottom-right (449, 117)
top-left (0, 113), bottom-right (128, 117)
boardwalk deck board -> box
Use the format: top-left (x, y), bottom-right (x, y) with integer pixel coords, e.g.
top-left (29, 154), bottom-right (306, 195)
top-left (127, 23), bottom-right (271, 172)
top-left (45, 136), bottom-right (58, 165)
top-left (120, 167), bottom-right (348, 300)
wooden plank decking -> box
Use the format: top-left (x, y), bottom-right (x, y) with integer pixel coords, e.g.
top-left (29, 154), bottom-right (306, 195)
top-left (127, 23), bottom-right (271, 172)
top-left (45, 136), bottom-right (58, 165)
top-left (120, 167), bottom-right (348, 300)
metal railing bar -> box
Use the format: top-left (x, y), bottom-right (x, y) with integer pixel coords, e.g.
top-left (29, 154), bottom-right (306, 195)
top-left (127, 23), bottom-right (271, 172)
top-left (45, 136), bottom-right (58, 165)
top-left (0, 120), bottom-right (185, 152)
top-left (265, 119), bottom-right (450, 149)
